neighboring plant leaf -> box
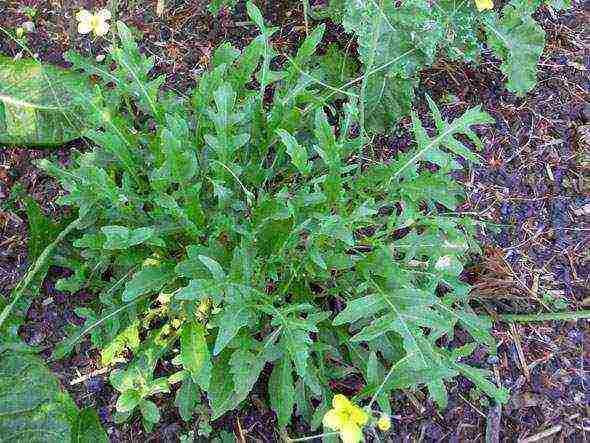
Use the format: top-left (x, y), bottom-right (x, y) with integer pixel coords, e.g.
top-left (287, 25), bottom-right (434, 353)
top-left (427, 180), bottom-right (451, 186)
top-left (485, 0), bottom-right (546, 95)
top-left (72, 408), bottom-right (109, 443)
top-left (0, 56), bottom-right (100, 147)
top-left (0, 349), bottom-right (107, 442)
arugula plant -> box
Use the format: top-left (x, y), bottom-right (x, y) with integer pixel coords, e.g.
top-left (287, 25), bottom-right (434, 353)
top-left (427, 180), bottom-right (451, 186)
top-left (314, 0), bottom-right (571, 132)
top-left (41, 3), bottom-right (507, 435)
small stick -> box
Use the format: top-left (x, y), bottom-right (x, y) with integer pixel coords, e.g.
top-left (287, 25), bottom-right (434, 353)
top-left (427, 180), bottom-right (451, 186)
top-left (510, 323), bottom-right (531, 383)
top-left (156, 0), bottom-right (166, 17)
top-left (485, 403), bottom-right (502, 443)
top-left (457, 393), bottom-right (486, 419)
top-left (70, 366), bottom-right (111, 386)
top-left (236, 418), bottom-right (246, 443)
top-left (518, 425), bottom-right (562, 443)
top-left (403, 389), bottom-right (426, 414)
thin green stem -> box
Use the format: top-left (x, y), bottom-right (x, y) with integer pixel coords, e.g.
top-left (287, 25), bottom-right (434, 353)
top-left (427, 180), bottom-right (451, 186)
top-left (288, 432), bottom-right (339, 442)
top-left (495, 310), bottom-right (590, 323)
top-left (0, 218), bottom-right (79, 328)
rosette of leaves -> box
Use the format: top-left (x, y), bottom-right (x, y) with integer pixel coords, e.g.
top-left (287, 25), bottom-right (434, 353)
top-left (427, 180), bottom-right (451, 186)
top-left (43, 4), bottom-right (506, 435)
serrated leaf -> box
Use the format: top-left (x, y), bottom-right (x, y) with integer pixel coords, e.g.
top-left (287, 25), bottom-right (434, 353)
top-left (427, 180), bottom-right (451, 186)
top-left (277, 129), bottom-right (311, 175)
top-left (198, 255), bottom-right (226, 280)
top-left (175, 378), bottom-right (200, 422)
top-left (213, 305), bottom-right (252, 355)
top-left (208, 353), bottom-right (236, 419)
top-left (175, 279), bottom-right (222, 303)
top-left (113, 21), bottom-right (164, 121)
top-left (342, 0), bottom-right (440, 130)
top-left (269, 357), bottom-right (295, 429)
top-left (23, 197), bottom-right (62, 259)
top-left (229, 348), bottom-right (267, 400)
top-left (295, 24), bottom-right (326, 62)
top-left (281, 327), bottom-right (312, 379)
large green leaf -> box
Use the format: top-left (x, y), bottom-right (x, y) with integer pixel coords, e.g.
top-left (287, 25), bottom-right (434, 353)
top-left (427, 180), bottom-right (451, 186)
top-left (342, 0), bottom-right (441, 131)
top-left (485, 0), bottom-right (546, 95)
top-left (0, 56), bottom-right (100, 147)
top-left (0, 350), bottom-right (107, 442)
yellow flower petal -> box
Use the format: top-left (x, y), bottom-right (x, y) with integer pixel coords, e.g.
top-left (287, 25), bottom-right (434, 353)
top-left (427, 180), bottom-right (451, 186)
top-left (332, 394), bottom-right (352, 411)
top-left (475, 0), bottom-right (493, 11)
top-left (340, 422), bottom-right (363, 443)
top-left (377, 414), bottom-right (391, 431)
top-left (323, 409), bottom-right (344, 431)
top-left (75, 9), bottom-right (93, 23)
top-left (93, 19), bottom-right (110, 37)
top-left (349, 406), bottom-right (368, 426)
top-left (77, 21), bottom-right (93, 34)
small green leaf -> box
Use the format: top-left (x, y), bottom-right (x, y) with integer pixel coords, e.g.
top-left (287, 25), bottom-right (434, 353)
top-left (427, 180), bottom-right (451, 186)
top-left (277, 129), bottom-right (311, 175)
top-left (101, 226), bottom-right (155, 250)
top-left (140, 400), bottom-right (161, 423)
top-left (116, 390), bottom-right (141, 413)
top-left (122, 265), bottom-right (174, 302)
top-left (180, 322), bottom-right (212, 390)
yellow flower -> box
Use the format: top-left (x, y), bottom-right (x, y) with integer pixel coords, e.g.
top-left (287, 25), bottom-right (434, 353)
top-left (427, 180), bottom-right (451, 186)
top-left (76, 8), bottom-right (111, 37)
top-left (475, 0), bottom-right (493, 11)
top-left (377, 414), bottom-right (391, 432)
top-left (323, 395), bottom-right (368, 443)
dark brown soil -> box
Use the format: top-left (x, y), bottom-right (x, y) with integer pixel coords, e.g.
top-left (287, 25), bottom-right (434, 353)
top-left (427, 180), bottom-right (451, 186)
top-left (1, 0), bottom-right (589, 442)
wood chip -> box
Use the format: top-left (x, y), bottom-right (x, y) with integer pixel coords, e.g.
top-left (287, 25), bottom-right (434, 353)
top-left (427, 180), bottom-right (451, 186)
top-left (518, 425), bottom-right (562, 443)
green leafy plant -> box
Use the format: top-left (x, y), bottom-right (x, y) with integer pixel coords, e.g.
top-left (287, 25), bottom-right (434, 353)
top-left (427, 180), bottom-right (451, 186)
top-left (312, 0), bottom-right (571, 131)
top-left (36, 3), bottom-right (509, 438)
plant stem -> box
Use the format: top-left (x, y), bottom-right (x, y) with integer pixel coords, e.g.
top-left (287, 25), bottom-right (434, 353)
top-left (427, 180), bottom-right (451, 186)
top-left (496, 310), bottom-right (590, 323)
top-left (0, 218), bottom-right (79, 328)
